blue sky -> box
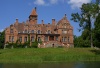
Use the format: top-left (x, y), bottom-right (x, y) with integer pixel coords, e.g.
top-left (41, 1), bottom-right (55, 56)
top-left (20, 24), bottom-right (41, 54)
top-left (0, 0), bottom-right (92, 36)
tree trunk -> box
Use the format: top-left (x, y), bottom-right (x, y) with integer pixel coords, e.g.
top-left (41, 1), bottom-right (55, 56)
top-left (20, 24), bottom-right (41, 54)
top-left (90, 31), bottom-right (93, 48)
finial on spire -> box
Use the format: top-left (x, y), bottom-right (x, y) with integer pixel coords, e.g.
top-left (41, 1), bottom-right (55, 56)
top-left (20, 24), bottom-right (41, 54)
top-left (65, 14), bottom-right (66, 17)
top-left (35, 7), bottom-right (37, 11)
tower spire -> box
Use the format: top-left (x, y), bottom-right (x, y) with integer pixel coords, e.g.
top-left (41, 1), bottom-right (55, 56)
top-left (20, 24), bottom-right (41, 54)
top-left (29, 7), bottom-right (38, 24)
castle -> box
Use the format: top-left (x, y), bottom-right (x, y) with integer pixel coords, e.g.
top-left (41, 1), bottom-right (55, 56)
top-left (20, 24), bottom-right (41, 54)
top-left (5, 7), bottom-right (74, 48)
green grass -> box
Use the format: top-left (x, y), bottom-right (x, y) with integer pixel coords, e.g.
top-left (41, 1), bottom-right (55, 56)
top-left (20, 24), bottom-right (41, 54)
top-left (0, 48), bottom-right (100, 63)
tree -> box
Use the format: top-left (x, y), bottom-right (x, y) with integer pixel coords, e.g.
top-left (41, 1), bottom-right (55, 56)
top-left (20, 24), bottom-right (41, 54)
top-left (74, 35), bottom-right (90, 47)
top-left (93, 12), bottom-right (100, 48)
top-left (0, 31), bottom-right (5, 49)
top-left (31, 33), bottom-right (38, 48)
top-left (71, 0), bottom-right (100, 48)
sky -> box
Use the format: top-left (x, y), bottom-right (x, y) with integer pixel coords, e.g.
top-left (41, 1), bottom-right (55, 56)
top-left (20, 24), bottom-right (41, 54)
top-left (0, 0), bottom-right (92, 36)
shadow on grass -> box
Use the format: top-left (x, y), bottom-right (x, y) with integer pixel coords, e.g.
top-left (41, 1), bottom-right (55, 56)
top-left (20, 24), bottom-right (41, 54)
top-left (90, 49), bottom-right (100, 55)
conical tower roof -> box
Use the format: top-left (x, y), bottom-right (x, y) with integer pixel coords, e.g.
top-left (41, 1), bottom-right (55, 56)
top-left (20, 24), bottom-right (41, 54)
top-left (30, 7), bottom-right (37, 16)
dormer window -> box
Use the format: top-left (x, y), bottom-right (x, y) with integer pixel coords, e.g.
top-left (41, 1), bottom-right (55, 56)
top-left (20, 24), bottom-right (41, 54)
top-left (31, 30), bottom-right (34, 33)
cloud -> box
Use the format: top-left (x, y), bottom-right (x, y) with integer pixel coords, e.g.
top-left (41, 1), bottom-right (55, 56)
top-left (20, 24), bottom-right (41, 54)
top-left (50, 0), bottom-right (58, 4)
top-left (33, 0), bottom-right (64, 6)
top-left (68, 0), bottom-right (91, 9)
top-left (34, 0), bottom-right (45, 6)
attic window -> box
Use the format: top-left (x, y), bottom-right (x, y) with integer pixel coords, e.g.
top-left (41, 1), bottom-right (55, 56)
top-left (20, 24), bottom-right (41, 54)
top-left (31, 30), bottom-right (34, 33)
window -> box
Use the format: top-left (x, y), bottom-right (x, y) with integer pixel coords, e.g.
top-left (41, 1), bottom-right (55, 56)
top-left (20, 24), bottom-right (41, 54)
top-left (31, 30), bottom-right (34, 33)
top-left (12, 36), bottom-right (14, 42)
top-left (38, 30), bottom-right (41, 34)
top-left (45, 36), bottom-right (48, 41)
top-left (68, 37), bottom-right (70, 43)
top-left (19, 37), bottom-right (22, 42)
top-left (63, 23), bottom-right (67, 28)
top-left (62, 37), bottom-right (67, 42)
top-left (31, 36), bottom-right (34, 42)
top-left (38, 37), bottom-right (41, 42)
top-left (56, 36), bottom-right (58, 41)
top-left (10, 29), bottom-right (13, 33)
top-left (48, 30), bottom-right (51, 34)
top-left (62, 37), bottom-right (64, 42)
top-left (62, 30), bottom-right (67, 34)
top-left (64, 37), bottom-right (67, 42)
top-left (9, 36), bottom-right (11, 42)
top-left (64, 25), bottom-right (67, 28)
top-left (24, 37), bottom-right (27, 42)
top-left (25, 30), bottom-right (28, 33)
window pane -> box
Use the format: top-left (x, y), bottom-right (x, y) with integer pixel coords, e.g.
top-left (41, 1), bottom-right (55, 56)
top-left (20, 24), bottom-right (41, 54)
top-left (31, 36), bottom-right (34, 42)
top-left (19, 37), bottom-right (22, 42)
top-left (38, 37), bottom-right (41, 42)
top-left (24, 37), bottom-right (27, 42)
top-left (12, 36), bottom-right (14, 42)
top-left (45, 36), bottom-right (48, 41)
top-left (38, 30), bottom-right (41, 34)
top-left (31, 30), bottom-right (34, 33)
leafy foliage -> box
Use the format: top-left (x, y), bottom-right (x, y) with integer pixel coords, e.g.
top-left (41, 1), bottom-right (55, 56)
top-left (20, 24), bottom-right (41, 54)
top-left (93, 13), bottom-right (100, 48)
top-left (74, 35), bottom-right (90, 47)
top-left (0, 31), bottom-right (5, 49)
top-left (72, 0), bottom-right (100, 48)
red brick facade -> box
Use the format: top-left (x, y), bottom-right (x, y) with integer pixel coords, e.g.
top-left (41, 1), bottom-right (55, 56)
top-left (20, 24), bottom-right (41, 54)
top-left (5, 8), bottom-right (74, 48)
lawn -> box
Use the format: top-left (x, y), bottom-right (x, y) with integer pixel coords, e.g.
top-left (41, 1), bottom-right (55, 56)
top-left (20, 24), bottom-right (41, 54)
top-left (0, 48), bottom-right (100, 63)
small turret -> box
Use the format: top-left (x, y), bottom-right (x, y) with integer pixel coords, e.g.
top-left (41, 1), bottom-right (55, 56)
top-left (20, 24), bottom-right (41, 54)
top-left (29, 7), bottom-right (38, 24)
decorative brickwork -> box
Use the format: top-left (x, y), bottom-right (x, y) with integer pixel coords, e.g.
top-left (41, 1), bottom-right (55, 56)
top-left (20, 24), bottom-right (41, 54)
top-left (5, 7), bottom-right (74, 48)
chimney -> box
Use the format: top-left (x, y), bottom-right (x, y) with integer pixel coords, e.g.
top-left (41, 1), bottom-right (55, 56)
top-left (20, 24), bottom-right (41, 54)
top-left (16, 18), bottom-right (18, 22)
top-left (42, 20), bottom-right (44, 24)
top-left (65, 14), bottom-right (66, 17)
top-left (52, 19), bottom-right (55, 25)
